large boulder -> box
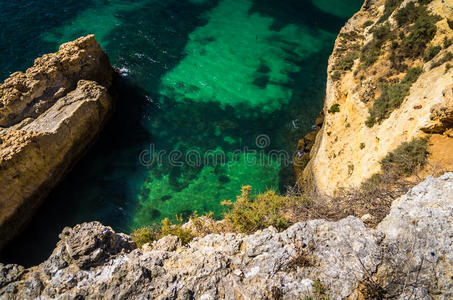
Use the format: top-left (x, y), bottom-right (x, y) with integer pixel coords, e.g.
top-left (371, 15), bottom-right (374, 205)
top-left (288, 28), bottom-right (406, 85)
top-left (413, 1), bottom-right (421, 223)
top-left (0, 35), bottom-right (115, 249)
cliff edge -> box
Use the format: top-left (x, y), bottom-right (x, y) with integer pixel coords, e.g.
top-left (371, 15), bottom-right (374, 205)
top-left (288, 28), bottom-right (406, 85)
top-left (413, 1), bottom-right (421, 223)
top-left (301, 0), bottom-right (453, 196)
top-left (1, 173), bottom-right (451, 299)
top-left (0, 35), bottom-right (115, 249)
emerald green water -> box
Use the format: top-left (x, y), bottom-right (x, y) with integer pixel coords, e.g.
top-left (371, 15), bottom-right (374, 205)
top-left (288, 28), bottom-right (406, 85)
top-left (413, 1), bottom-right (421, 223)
top-left (0, 0), bottom-right (362, 265)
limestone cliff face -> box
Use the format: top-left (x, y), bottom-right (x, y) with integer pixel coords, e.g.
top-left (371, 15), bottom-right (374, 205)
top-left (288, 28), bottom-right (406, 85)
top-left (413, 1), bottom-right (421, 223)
top-left (0, 35), bottom-right (114, 249)
top-left (302, 0), bottom-right (453, 196)
top-left (1, 173), bottom-right (452, 299)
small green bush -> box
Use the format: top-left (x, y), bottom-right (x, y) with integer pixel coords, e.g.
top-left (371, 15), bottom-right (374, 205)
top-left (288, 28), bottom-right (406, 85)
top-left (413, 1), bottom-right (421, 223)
top-left (331, 71), bottom-right (341, 81)
top-left (363, 20), bottom-right (374, 28)
top-left (360, 143), bottom-right (366, 150)
top-left (380, 137), bottom-right (429, 177)
top-left (361, 42), bottom-right (381, 67)
top-left (378, 0), bottom-right (404, 23)
top-left (444, 37), bottom-right (453, 49)
top-left (423, 45), bottom-right (441, 62)
top-left (365, 67), bottom-right (422, 127)
top-left (360, 23), bottom-right (392, 67)
top-left (334, 51), bottom-right (358, 71)
top-left (366, 67), bottom-right (422, 126)
top-left (131, 227), bottom-right (159, 248)
top-left (395, 2), bottom-right (426, 26)
top-left (328, 103), bottom-right (340, 114)
top-left (362, 137), bottom-right (429, 193)
top-left (222, 186), bottom-right (289, 234)
top-left (430, 52), bottom-right (453, 69)
top-left (131, 216), bottom-right (194, 248)
top-left (401, 12), bottom-right (440, 58)
top-left (447, 19), bottom-right (453, 30)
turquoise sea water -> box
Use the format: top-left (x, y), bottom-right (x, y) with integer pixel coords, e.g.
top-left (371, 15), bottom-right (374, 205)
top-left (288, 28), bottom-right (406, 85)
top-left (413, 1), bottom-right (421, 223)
top-left (0, 0), bottom-right (362, 265)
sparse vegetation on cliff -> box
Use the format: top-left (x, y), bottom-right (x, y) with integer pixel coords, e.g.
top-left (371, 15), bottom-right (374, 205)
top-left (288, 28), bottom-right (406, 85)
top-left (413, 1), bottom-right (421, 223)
top-left (131, 216), bottom-right (194, 247)
top-left (334, 51), bottom-right (358, 71)
top-left (380, 137), bottom-right (429, 178)
top-left (366, 67), bottom-right (422, 127)
top-left (378, 0), bottom-right (403, 23)
top-left (222, 186), bottom-right (289, 234)
top-left (361, 137), bottom-right (429, 193)
top-left (424, 45), bottom-right (441, 62)
top-left (430, 51), bottom-right (453, 69)
top-left (360, 22), bottom-right (393, 67)
top-left (328, 104), bottom-right (340, 114)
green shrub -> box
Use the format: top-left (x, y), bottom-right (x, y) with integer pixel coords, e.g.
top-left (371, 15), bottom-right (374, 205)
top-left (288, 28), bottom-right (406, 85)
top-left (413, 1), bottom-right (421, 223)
top-left (423, 45), bottom-right (441, 62)
top-left (334, 51), bottom-right (358, 71)
top-left (131, 216), bottom-right (194, 248)
top-left (131, 227), bottom-right (159, 248)
top-left (372, 22), bottom-right (393, 41)
top-left (360, 23), bottom-right (392, 67)
top-left (378, 0), bottom-right (404, 23)
top-left (401, 12), bottom-right (440, 58)
top-left (360, 143), bottom-right (366, 150)
top-left (444, 37), bottom-right (453, 49)
top-left (363, 20), bottom-right (374, 28)
top-left (361, 173), bottom-right (384, 193)
top-left (448, 19), bottom-right (453, 30)
top-left (361, 42), bottom-right (381, 67)
top-left (430, 51), bottom-right (453, 69)
top-left (222, 186), bottom-right (289, 234)
top-left (380, 137), bottom-right (429, 177)
top-left (395, 2), bottom-right (426, 26)
top-left (331, 71), bottom-right (341, 81)
top-left (366, 67), bottom-right (422, 126)
top-left (328, 103), bottom-right (340, 114)
top-left (446, 63), bottom-right (452, 73)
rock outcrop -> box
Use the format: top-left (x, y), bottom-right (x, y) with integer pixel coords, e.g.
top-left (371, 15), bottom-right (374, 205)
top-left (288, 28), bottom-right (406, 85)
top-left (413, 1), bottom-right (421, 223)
top-left (1, 173), bottom-right (452, 299)
top-left (302, 0), bottom-right (453, 196)
top-left (0, 35), bottom-right (115, 249)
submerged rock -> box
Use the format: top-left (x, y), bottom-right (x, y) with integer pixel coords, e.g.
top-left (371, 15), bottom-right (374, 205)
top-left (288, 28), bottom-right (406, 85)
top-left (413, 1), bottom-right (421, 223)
top-left (1, 174), bottom-right (452, 299)
top-left (0, 35), bottom-right (115, 249)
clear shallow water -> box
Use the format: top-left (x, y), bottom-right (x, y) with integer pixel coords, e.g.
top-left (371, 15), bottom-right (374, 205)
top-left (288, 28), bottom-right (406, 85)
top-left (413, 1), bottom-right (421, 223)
top-left (0, 0), bottom-right (362, 266)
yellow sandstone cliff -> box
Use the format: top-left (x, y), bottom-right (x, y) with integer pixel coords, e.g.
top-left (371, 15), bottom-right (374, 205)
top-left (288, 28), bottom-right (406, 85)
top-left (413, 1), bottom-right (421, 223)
top-left (301, 0), bottom-right (453, 196)
top-left (0, 35), bottom-right (115, 249)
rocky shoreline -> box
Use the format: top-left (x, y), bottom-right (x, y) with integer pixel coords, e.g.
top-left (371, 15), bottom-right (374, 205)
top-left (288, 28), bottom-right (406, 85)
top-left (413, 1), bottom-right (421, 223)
top-left (0, 0), bottom-right (452, 298)
top-left (0, 35), bottom-right (115, 249)
top-left (1, 173), bottom-right (452, 299)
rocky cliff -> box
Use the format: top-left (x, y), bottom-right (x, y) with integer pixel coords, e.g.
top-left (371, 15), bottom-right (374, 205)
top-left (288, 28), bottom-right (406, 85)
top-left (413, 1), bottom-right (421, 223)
top-left (0, 173), bottom-right (452, 299)
top-left (301, 0), bottom-right (453, 196)
top-left (0, 35), bottom-right (115, 249)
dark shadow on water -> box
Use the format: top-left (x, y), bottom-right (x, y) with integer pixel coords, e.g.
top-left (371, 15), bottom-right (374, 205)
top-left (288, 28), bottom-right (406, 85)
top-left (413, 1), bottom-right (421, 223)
top-left (249, 0), bottom-right (356, 33)
top-left (0, 76), bottom-right (153, 267)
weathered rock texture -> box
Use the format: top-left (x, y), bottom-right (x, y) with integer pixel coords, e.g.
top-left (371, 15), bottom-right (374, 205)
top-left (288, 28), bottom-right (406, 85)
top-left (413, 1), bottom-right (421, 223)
top-left (302, 0), bottom-right (453, 196)
top-left (1, 173), bottom-right (451, 299)
top-left (0, 35), bottom-right (114, 249)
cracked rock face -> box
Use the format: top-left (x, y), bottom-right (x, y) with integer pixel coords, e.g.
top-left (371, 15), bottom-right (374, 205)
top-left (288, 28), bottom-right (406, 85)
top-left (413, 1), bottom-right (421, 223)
top-left (1, 174), bottom-right (452, 299)
top-left (0, 35), bottom-right (115, 249)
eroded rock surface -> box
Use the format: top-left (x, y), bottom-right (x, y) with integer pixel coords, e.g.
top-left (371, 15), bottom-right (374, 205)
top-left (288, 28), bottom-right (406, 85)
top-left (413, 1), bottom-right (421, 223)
top-left (0, 35), bottom-right (114, 249)
top-left (302, 0), bottom-right (453, 195)
top-left (1, 174), bottom-right (451, 299)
